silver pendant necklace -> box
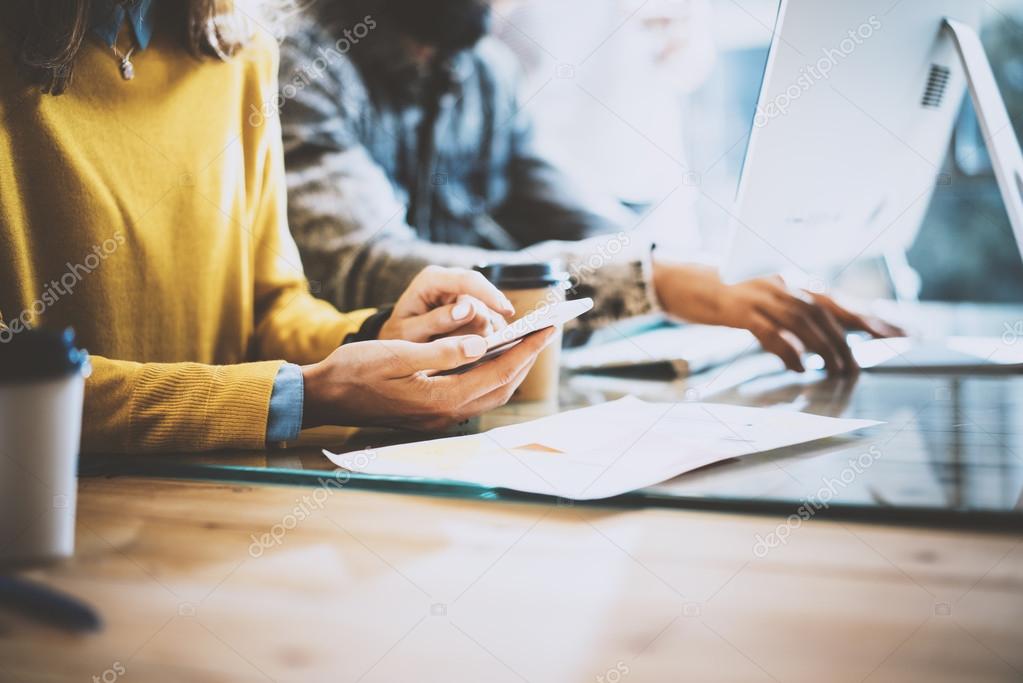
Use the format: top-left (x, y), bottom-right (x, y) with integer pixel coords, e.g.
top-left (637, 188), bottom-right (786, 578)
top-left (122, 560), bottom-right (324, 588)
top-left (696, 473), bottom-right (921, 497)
top-left (111, 41), bottom-right (137, 81)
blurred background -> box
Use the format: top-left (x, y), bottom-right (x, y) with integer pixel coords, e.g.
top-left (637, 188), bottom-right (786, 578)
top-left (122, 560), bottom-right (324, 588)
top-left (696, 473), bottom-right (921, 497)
top-left (493, 0), bottom-right (1023, 302)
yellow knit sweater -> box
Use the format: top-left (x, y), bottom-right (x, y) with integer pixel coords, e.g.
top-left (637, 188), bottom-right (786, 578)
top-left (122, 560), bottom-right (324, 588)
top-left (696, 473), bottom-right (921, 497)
top-left (0, 30), bottom-right (374, 453)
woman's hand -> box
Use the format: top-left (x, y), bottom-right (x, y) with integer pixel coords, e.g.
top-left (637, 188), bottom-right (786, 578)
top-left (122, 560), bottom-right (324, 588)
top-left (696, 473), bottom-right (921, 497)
top-left (301, 327), bottom-right (556, 431)
top-left (379, 266), bottom-right (515, 342)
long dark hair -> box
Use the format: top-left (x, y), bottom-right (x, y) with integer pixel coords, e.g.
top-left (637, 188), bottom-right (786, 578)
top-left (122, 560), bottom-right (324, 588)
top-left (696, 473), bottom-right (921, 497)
top-left (3, 0), bottom-right (294, 95)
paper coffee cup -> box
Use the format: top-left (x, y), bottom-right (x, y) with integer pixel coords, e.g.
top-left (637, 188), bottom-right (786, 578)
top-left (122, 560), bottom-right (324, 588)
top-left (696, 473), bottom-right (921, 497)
top-left (0, 329), bottom-right (89, 564)
top-left (476, 262), bottom-right (570, 402)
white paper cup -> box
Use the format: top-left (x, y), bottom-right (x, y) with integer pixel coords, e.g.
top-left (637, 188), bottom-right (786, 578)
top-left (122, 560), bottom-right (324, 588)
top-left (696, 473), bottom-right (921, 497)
top-left (0, 329), bottom-right (88, 564)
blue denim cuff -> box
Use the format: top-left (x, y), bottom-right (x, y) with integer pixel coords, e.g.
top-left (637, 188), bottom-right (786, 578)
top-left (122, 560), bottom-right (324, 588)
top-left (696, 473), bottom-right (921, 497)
top-left (266, 362), bottom-right (304, 444)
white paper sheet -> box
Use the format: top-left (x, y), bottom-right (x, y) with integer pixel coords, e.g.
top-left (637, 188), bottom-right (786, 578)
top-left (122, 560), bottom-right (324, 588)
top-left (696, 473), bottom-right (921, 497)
top-left (324, 396), bottom-right (882, 500)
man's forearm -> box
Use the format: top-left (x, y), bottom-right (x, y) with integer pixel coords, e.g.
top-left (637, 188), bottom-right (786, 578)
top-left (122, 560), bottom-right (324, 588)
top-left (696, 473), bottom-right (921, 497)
top-left (651, 260), bottom-right (731, 326)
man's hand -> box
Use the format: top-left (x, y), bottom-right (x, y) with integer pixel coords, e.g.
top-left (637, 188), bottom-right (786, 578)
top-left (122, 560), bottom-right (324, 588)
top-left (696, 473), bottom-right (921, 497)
top-left (302, 327), bottom-right (556, 431)
top-left (379, 266), bottom-right (515, 342)
top-left (653, 261), bottom-right (904, 374)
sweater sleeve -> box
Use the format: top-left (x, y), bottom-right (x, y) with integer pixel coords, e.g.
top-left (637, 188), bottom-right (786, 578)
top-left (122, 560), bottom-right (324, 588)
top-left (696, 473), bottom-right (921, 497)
top-left (249, 38), bottom-right (376, 366)
top-left (81, 355), bottom-right (283, 454)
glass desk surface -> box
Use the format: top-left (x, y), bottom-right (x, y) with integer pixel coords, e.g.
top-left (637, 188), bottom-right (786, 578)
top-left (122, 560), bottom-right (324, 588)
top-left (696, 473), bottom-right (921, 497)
top-left (83, 302), bottom-right (1023, 530)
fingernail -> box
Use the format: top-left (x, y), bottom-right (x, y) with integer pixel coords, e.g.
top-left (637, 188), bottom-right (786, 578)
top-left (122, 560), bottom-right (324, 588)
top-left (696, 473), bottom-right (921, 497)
top-left (461, 336), bottom-right (487, 357)
top-left (501, 297), bottom-right (515, 314)
top-left (452, 301), bottom-right (472, 320)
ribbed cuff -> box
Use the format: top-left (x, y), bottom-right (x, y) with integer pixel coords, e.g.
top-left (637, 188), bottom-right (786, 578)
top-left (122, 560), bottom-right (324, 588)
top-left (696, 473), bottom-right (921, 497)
top-left (129, 361), bottom-right (282, 452)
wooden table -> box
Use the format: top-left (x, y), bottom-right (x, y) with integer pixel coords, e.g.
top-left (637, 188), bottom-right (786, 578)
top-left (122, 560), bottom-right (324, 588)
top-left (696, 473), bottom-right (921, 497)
top-left (3, 302), bottom-right (1023, 681)
top-left (1, 476), bottom-right (1021, 682)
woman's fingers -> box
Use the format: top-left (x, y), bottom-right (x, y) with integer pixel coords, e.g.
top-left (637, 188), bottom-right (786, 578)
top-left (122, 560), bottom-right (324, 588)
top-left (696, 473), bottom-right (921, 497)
top-left (407, 355), bottom-right (539, 432)
top-left (398, 295), bottom-right (505, 341)
top-left (433, 327), bottom-right (556, 403)
top-left (448, 295), bottom-right (508, 337)
top-left (458, 359), bottom-right (536, 416)
top-left (375, 335), bottom-right (488, 376)
top-left (406, 327), bottom-right (555, 429)
top-left (411, 266), bottom-right (515, 317)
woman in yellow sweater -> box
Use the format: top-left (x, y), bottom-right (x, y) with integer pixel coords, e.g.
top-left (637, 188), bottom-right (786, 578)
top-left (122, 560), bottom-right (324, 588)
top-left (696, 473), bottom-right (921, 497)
top-left (0, 0), bottom-right (553, 453)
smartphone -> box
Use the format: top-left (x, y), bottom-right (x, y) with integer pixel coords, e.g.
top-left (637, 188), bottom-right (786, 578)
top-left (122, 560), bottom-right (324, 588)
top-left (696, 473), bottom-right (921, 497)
top-left (435, 297), bottom-right (594, 376)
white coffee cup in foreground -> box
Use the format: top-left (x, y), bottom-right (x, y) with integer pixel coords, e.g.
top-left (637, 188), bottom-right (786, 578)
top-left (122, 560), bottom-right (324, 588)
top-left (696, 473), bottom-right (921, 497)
top-left (0, 328), bottom-right (90, 565)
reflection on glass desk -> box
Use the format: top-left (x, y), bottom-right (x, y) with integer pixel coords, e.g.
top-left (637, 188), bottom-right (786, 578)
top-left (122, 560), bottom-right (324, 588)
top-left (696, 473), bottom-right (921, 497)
top-left (83, 302), bottom-right (1023, 530)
